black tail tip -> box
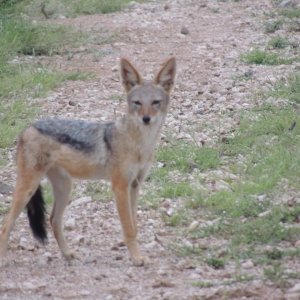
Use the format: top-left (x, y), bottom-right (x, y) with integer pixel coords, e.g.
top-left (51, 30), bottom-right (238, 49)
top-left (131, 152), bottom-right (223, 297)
top-left (26, 185), bottom-right (48, 243)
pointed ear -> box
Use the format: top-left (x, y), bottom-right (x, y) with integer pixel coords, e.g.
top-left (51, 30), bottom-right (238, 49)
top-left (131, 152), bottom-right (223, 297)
top-left (154, 57), bottom-right (176, 94)
top-left (120, 58), bottom-right (143, 93)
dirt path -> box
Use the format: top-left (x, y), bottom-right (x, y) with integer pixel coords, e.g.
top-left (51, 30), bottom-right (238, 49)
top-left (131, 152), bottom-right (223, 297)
top-left (1, 0), bottom-right (299, 299)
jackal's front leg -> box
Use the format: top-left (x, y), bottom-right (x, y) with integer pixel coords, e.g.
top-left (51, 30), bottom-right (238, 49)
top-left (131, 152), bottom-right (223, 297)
top-left (112, 174), bottom-right (147, 266)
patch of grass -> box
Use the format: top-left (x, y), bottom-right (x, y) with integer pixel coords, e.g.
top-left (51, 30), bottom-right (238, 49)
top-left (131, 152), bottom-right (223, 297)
top-left (157, 142), bottom-right (220, 173)
top-left (279, 8), bottom-right (300, 19)
top-left (66, 0), bottom-right (142, 15)
top-left (159, 181), bottom-right (194, 199)
top-left (192, 281), bottom-right (214, 288)
top-left (163, 209), bottom-right (188, 227)
top-left (0, 17), bottom-right (80, 57)
top-left (206, 257), bottom-right (225, 269)
top-left (264, 20), bottom-right (283, 33)
top-left (0, 99), bottom-right (35, 148)
top-left (2, 0), bottom-right (146, 18)
top-left (268, 36), bottom-right (289, 49)
top-left (0, 68), bottom-right (92, 147)
top-left (271, 73), bottom-right (300, 103)
top-left (85, 182), bottom-right (112, 202)
top-left (232, 206), bottom-right (300, 245)
top-left (205, 191), bottom-right (268, 218)
top-left (241, 49), bottom-right (294, 65)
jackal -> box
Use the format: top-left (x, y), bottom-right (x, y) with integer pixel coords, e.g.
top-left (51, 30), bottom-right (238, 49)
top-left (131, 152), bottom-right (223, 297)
top-left (0, 57), bottom-right (176, 266)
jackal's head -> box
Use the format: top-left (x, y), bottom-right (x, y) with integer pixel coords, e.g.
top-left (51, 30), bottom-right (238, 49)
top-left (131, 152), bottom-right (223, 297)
top-left (120, 57), bottom-right (176, 126)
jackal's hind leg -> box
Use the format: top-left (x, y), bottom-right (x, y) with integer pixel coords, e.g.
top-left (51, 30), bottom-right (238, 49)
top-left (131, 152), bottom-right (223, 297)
top-left (47, 167), bottom-right (74, 260)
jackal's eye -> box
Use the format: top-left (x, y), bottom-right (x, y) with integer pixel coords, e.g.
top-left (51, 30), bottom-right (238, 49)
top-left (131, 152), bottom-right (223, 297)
top-left (152, 100), bottom-right (161, 106)
top-left (133, 101), bottom-right (142, 106)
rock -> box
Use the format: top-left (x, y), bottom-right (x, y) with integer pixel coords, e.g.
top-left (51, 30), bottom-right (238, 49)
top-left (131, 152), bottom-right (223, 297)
top-left (74, 235), bottom-right (85, 245)
top-left (65, 218), bottom-right (76, 230)
top-left (180, 26), bottom-right (189, 35)
top-left (289, 283), bottom-right (300, 293)
top-left (241, 260), bottom-right (254, 269)
top-left (188, 220), bottom-right (199, 232)
top-left (19, 237), bottom-right (34, 251)
top-left (84, 256), bottom-right (97, 264)
top-left (294, 240), bottom-right (300, 247)
top-left (68, 100), bottom-right (76, 106)
top-left (0, 182), bottom-right (12, 195)
top-left (70, 196), bottom-right (92, 207)
top-left (164, 4), bottom-right (170, 10)
top-left (278, 0), bottom-right (297, 8)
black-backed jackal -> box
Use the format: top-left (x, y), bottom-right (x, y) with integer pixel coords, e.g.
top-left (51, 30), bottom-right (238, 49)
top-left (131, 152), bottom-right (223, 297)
top-left (0, 57), bottom-right (176, 266)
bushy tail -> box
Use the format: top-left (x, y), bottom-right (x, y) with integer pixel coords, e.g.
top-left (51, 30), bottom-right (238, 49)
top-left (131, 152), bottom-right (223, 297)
top-left (26, 185), bottom-right (47, 243)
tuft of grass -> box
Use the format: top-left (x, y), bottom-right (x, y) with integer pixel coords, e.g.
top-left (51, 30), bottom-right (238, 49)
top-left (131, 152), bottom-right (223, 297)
top-left (264, 20), bottom-right (283, 33)
top-left (0, 99), bottom-right (36, 148)
top-left (1, 0), bottom-right (146, 18)
top-left (159, 181), bottom-right (194, 199)
top-left (241, 49), bottom-right (294, 65)
top-left (271, 73), bottom-right (300, 103)
top-left (206, 257), bottom-right (225, 269)
top-left (268, 36), bottom-right (289, 49)
top-left (0, 17), bottom-right (81, 57)
top-left (85, 182), bottom-right (112, 202)
top-left (279, 8), bottom-right (300, 19)
top-left (67, 0), bottom-right (141, 15)
top-left (157, 142), bottom-right (220, 173)
top-left (163, 209), bottom-right (188, 227)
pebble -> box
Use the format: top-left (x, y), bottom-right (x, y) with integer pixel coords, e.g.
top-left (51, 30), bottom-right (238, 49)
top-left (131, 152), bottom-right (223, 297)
top-left (180, 26), bottom-right (189, 35)
top-left (241, 260), bottom-right (254, 269)
top-left (65, 218), bottom-right (76, 230)
top-left (295, 240), bottom-right (300, 247)
top-left (70, 196), bottom-right (92, 207)
top-left (188, 220), bottom-right (199, 232)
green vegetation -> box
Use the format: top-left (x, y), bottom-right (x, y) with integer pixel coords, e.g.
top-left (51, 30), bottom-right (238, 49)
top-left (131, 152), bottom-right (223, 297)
top-left (145, 90), bottom-right (300, 287)
top-left (270, 73), bottom-right (300, 103)
top-left (156, 142), bottom-right (220, 173)
top-left (0, 3), bottom-right (94, 148)
top-left (279, 8), bottom-right (300, 19)
top-left (1, 0), bottom-right (145, 18)
top-left (268, 36), bottom-right (289, 49)
top-left (241, 49), bottom-right (296, 65)
top-left (264, 20), bottom-right (283, 33)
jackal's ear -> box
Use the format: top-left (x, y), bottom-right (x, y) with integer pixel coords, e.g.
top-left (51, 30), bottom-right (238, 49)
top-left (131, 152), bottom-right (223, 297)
top-left (120, 58), bottom-right (143, 93)
top-left (154, 57), bottom-right (176, 94)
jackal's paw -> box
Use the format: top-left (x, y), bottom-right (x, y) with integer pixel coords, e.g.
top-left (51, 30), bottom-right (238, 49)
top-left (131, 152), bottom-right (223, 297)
top-left (131, 255), bottom-right (150, 266)
top-left (63, 250), bottom-right (77, 261)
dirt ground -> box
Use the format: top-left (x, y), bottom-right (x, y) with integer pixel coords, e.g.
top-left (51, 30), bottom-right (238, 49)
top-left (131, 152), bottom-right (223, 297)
top-left (1, 0), bottom-right (300, 299)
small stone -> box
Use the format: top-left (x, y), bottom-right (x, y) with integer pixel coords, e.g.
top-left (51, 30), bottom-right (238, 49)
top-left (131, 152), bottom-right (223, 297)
top-left (241, 260), bottom-right (254, 269)
top-left (74, 235), bottom-right (85, 245)
top-left (188, 220), bottom-right (199, 232)
top-left (180, 26), bottom-right (189, 35)
top-left (70, 196), bottom-right (92, 207)
top-left (294, 240), bottom-right (300, 247)
top-left (278, 0), bottom-right (297, 8)
top-left (65, 218), bottom-right (76, 230)
top-left (19, 237), bottom-right (34, 251)
top-left (111, 65), bottom-right (118, 72)
top-left (289, 283), bottom-right (300, 293)
top-left (68, 100), bottom-right (76, 106)
top-left (164, 4), bottom-right (170, 10)
top-left (84, 256), bottom-right (97, 264)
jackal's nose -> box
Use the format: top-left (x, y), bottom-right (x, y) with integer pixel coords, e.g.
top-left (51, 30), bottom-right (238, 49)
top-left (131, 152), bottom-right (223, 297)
top-left (143, 115), bottom-right (151, 125)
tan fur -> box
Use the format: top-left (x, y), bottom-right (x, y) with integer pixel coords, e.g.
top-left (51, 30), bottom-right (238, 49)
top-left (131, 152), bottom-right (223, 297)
top-left (0, 57), bottom-right (176, 266)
